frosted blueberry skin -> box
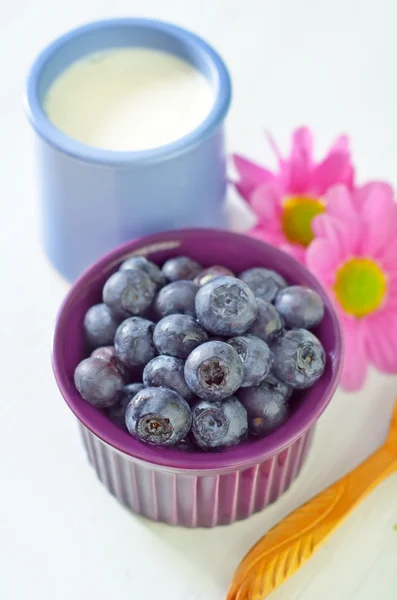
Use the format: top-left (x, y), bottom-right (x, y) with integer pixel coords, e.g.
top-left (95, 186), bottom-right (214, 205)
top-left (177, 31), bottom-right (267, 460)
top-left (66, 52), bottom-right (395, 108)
top-left (162, 256), bottom-right (202, 282)
top-left (125, 387), bottom-right (192, 447)
top-left (75, 254), bottom-right (328, 452)
top-left (154, 280), bottom-right (199, 318)
top-left (248, 298), bottom-right (284, 342)
top-left (107, 382), bottom-right (145, 428)
top-left (274, 285), bottom-right (325, 329)
top-left (194, 265), bottom-right (234, 286)
top-left (191, 396), bottom-right (248, 451)
top-left (74, 356), bottom-right (124, 408)
top-left (227, 335), bottom-right (273, 387)
top-left (103, 268), bottom-right (156, 319)
top-left (119, 255), bottom-right (166, 289)
top-left (272, 329), bottom-right (326, 389)
top-left (238, 375), bottom-right (290, 436)
top-left (262, 369), bottom-right (293, 402)
top-left (91, 345), bottom-right (129, 379)
top-left (115, 317), bottom-right (156, 367)
top-left (184, 341), bottom-right (244, 401)
top-left (143, 355), bottom-right (195, 402)
top-left (83, 303), bottom-right (120, 348)
top-left (153, 314), bottom-right (208, 359)
top-left (195, 276), bottom-right (258, 336)
top-left (239, 267), bottom-right (287, 303)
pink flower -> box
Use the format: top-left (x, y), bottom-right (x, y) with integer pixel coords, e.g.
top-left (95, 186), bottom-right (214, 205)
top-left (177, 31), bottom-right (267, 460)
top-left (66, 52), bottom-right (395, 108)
top-left (306, 182), bottom-right (397, 391)
top-left (233, 127), bottom-right (354, 261)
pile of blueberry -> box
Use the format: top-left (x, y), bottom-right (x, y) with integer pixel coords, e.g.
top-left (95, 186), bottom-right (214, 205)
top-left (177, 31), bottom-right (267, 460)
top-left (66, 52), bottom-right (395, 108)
top-left (74, 255), bottom-right (326, 452)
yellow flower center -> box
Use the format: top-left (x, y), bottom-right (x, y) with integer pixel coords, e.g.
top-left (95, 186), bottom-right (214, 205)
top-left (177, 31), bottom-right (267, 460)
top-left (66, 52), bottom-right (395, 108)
top-left (334, 258), bottom-right (387, 317)
top-left (281, 196), bottom-right (325, 247)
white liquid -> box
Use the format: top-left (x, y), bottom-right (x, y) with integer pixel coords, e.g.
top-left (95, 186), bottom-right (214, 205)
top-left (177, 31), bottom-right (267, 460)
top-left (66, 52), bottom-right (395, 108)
top-left (44, 48), bottom-right (214, 151)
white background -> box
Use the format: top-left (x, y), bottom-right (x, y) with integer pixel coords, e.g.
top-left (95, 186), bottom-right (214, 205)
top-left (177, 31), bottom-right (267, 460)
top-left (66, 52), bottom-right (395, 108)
top-left (1, 1), bottom-right (397, 599)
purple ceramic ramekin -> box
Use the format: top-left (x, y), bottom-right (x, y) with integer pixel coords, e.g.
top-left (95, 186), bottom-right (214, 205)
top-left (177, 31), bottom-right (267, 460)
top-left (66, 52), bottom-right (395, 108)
top-left (53, 229), bottom-right (343, 527)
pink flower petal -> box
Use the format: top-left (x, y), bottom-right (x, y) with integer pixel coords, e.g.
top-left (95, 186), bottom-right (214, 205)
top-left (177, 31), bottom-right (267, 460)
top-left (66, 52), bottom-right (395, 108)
top-left (292, 127), bottom-right (314, 160)
top-left (380, 276), bottom-right (397, 306)
top-left (247, 225), bottom-right (267, 241)
top-left (264, 130), bottom-right (284, 165)
top-left (344, 164), bottom-right (355, 190)
top-left (382, 297), bottom-right (397, 314)
top-left (378, 238), bottom-right (397, 274)
top-left (233, 154), bottom-right (276, 203)
top-left (325, 185), bottom-right (357, 220)
top-left (352, 183), bottom-right (397, 257)
top-left (384, 278), bottom-right (397, 312)
top-left (370, 205), bottom-right (397, 259)
top-left (329, 134), bottom-right (350, 153)
top-left (312, 151), bottom-right (353, 195)
top-left (284, 127), bottom-right (313, 194)
top-left (329, 136), bottom-right (355, 189)
top-left (312, 213), bottom-right (361, 257)
top-left (306, 238), bottom-right (343, 285)
top-left (250, 183), bottom-right (283, 230)
top-left (339, 316), bottom-right (368, 391)
top-left (247, 226), bottom-right (286, 249)
top-left (364, 311), bottom-right (397, 374)
top-left (353, 181), bottom-right (394, 215)
top-left (235, 181), bottom-right (254, 201)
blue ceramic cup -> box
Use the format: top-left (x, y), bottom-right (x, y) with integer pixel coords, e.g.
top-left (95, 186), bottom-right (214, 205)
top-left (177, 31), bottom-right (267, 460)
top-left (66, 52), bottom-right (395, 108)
top-left (25, 18), bottom-right (232, 281)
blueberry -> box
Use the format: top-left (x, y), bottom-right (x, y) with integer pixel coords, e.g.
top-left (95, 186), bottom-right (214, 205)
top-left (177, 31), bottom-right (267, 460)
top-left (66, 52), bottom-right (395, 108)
top-left (103, 268), bottom-right (156, 319)
top-left (162, 256), bottom-right (202, 282)
top-left (119, 255), bottom-right (166, 289)
top-left (194, 266), bottom-right (234, 286)
top-left (184, 341), bottom-right (244, 401)
top-left (91, 345), bottom-right (129, 379)
top-left (227, 335), bottom-right (273, 387)
top-left (274, 285), bottom-right (324, 329)
top-left (153, 314), bottom-right (208, 359)
top-left (74, 356), bottom-right (124, 408)
top-left (248, 298), bottom-right (283, 342)
top-left (115, 317), bottom-right (156, 367)
top-left (195, 276), bottom-right (258, 336)
top-left (238, 374), bottom-right (290, 436)
top-left (83, 303), bottom-right (120, 348)
top-left (124, 382), bottom-right (146, 396)
top-left (191, 396), bottom-right (248, 451)
top-left (239, 267), bottom-right (287, 302)
top-left (143, 355), bottom-right (195, 402)
top-left (107, 382), bottom-right (145, 428)
top-left (272, 329), bottom-right (326, 388)
top-left (125, 387), bottom-right (192, 447)
top-left (154, 280), bottom-right (199, 318)
top-left (176, 436), bottom-right (195, 452)
top-left (262, 369), bottom-right (293, 402)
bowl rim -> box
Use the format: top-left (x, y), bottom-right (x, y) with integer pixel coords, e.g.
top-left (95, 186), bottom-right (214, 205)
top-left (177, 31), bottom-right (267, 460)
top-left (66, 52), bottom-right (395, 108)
top-left (24, 18), bottom-right (231, 166)
top-left (52, 228), bottom-right (343, 471)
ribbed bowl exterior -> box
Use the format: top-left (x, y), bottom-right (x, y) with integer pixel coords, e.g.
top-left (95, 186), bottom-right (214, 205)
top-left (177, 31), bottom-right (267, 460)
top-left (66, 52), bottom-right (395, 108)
top-left (79, 423), bottom-right (314, 527)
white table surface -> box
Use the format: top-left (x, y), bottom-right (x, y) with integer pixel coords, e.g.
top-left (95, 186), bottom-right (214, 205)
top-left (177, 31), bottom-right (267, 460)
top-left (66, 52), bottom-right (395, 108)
top-left (2, 1), bottom-right (397, 598)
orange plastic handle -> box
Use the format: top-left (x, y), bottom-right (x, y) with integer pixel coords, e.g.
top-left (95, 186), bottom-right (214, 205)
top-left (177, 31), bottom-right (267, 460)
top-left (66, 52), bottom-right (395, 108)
top-left (227, 402), bottom-right (397, 600)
